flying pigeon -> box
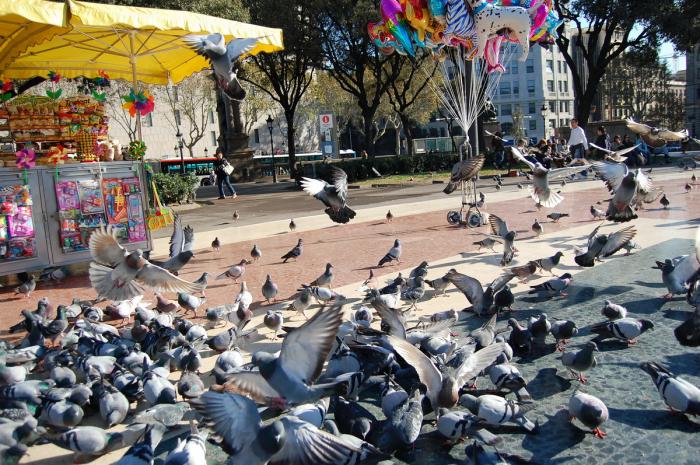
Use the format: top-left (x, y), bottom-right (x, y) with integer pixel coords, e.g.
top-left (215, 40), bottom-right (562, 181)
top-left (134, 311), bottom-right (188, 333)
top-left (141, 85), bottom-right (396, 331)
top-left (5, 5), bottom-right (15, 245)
top-left (88, 227), bottom-right (203, 301)
top-left (443, 156), bottom-right (485, 194)
top-left (183, 33), bottom-right (261, 100)
top-left (589, 142), bottom-right (639, 163)
top-left (281, 239), bottom-right (303, 263)
top-left (378, 239), bottom-right (402, 267)
top-left (591, 161), bottom-right (654, 222)
top-left (444, 269), bottom-right (514, 316)
top-left (300, 167), bottom-right (357, 224)
top-left (625, 117), bottom-right (688, 148)
top-left (510, 147), bottom-right (587, 207)
top-left (486, 214), bottom-right (517, 266)
top-left (568, 391), bottom-right (609, 439)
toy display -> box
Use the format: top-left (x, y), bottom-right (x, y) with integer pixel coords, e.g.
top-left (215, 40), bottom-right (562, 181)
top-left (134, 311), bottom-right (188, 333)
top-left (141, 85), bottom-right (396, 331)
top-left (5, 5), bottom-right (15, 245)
top-left (0, 184), bottom-right (36, 261)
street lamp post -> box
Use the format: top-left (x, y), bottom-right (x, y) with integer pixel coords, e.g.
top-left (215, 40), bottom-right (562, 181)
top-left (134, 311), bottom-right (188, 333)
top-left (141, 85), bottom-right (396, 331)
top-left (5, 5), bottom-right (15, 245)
top-left (176, 130), bottom-right (185, 174)
top-left (266, 115), bottom-right (277, 183)
top-left (540, 104), bottom-right (548, 141)
top-left (204, 147), bottom-right (208, 157)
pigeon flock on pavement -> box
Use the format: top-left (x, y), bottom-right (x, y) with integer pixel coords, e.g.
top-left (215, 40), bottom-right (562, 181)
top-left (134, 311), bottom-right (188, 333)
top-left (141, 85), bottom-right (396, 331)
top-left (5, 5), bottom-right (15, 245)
top-left (0, 155), bottom-right (699, 465)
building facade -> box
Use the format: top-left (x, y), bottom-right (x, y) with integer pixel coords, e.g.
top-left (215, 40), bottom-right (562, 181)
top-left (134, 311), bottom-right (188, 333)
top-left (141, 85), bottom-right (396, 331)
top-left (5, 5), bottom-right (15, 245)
top-left (492, 43), bottom-right (576, 141)
top-left (687, 44), bottom-right (700, 137)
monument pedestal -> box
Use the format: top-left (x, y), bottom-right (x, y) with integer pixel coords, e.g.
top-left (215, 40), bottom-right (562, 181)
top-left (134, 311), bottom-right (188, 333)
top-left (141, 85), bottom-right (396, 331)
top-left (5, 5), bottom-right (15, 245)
top-left (225, 132), bottom-right (255, 181)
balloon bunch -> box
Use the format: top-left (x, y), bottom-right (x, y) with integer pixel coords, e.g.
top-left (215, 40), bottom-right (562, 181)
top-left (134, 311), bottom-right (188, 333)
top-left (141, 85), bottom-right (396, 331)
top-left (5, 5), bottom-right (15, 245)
top-left (121, 89), bottom-right (155, 117)
top-left (368, 0), bottom-right (563, 71)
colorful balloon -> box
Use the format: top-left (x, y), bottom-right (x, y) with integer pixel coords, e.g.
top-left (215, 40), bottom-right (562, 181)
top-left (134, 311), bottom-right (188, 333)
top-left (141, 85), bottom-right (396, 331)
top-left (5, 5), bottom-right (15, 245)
top-left (381, 0), bottom-right (416, 56)
top-left (428, 0), bottom-right (447, 23)
top-left (403, 0), bottom-right (433, 42)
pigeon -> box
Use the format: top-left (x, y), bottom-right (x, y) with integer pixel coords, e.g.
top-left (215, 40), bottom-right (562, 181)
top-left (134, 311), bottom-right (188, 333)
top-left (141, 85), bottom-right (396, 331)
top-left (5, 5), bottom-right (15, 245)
top-left (94, 381), bottom-right (129, 427)
top-left (547, 212), bottom-right (569, 222)
top-left (49, 425), bottom-right (139, 459)
top-left (250, 244), bottom-right (262, 262)
top-left (478, 191), bottom-right (486, 207)
top-left (486, 363), bottom-right (527, 394)
top-left (653, 244), bottom-right (700, 299)
top-left (561, 341), bottom-right (598, 383)
top-left (193, 272), bottom-right (209, 297)
top-left (183, 33), bottom-right (260, 100)
top-left (114, 423), bottom-right (167, 465)
top-left (686, 182), bottom-right (693, 193)
top-left (154, 293), bottom-right (178, 313)
top-left (310, 263), bottom-right (334, 288)
top-left (233, 210), bottom-right (240, 221)
top-left (443, 155), bottom-right (485, 194)
top-left (216, 304), bottom-right (345, 408)
top-left (510, 147), bottom-right (587, 207)
top-left (506, 318), bottom-right (532, 353)
top-left (88, 227), bottom-right (203, 301)
top-left (386, 210), bottom-right (394, 222)
top-left (528, 313), bottom-right (551, 346)
top-left (425, 274), bottom-right (451, 296)
top-left (473, 237), bottom-right (498, 252)
top-left (263, 310), bottom-right (283, 338)
top-left (114, 295), bottom-right (144, 325)
top-left (13, 276), bottom-right (36, 299)
top-left (178, 293), bottom-right (205, 318)
top-left (215, 259), bottom-right (248, 281)
top-left (532, 219), bottom-right (543, 236)
top-left (589, 142), bottom-right (640, 163)
top-left (191, 391), bottom-right (381, 465)
top-left (660, 193), bottom-right (670, 209)
top-left (533, 251), bottom-right (564, 275)
top-left (378, 239), bottom-right (402, 267)
top-left (575, 224), bottom-right (637, 267)
top-left (486, 214), bottom-right (517, 266)
top-left (601, 300), bottom-right (627, 320)
top-left (505, 262), bottom-right (537, 283)
top-left (303, 285), bottom-right (344, 303)
top-left (177, 371), bottom-right (205, 399)
top-left (693, 174), bottom-right (697, 183)
top-left (281, 239), bottom-right (303, 263)
top-left (149, 250), bottom-right (194, 276)
top-left (39, 400), bottom-right (84, 428)
top-left (463, 442), bottom-right (530, 465)
top-left (163, 428), bottom-right (208, 465)
top-left (528, 273), bottom-right (573, 297)
top-left (262, 274), bottom-right (279, 303)
top-left (444, 269), bottom-right (513, 316)
top-left (300, 167), bottom-right (356, 223)
top-left (621, 241), bottom-right (641, 255)
top-left (590, 205), bottom-right (606, 219)
top-left (591, 161), bottom-right (654, 222)
top-left (211, 237), bottom-right (220, 251)
top-left (41, 305), bottom-right (68, 345)
top-left (459, 394), bottom-right (537, 432)
top-left (640, 361), bottom-right (700, 415)
top-left (675, 301), bottom-right (700, 347)
top-left (518, 183), bottom-right (523, 189)
top-left (287, 288), bottom-right (313, 319)
top-left (132, 403), bottom-right (190, 427)
top-left (289, 218), bottom-right (296, 232)
top-left (591, 318), bottom-right (655, 345)
top-left (625, 117), bottom-right (688, 147)
top-left (568, 391), bottom-right (609, 439)
top-left (550, 319), bottom-right (578, 351)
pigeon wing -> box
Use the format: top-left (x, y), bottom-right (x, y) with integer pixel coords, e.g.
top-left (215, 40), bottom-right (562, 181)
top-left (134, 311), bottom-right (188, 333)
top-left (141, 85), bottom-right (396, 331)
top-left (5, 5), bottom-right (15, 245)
top-left (488, 214), bottom-right (510, 238)
top-left (330, 167), bottom-right (349, 203)
top-left (136, 263), bottom-right (205, 294)
top-left (446, 272), bottom-right (485, 306)
top-left (189, 392), bottom-right (261, 455)
top-left (225, 37), bottom-right (261, 63)
top-left (634, 169), bottom-right (653, 195)
top-left (657, 128), bottom-right (688, 141)
top-left (489, 273), bottom-right (515, 292)
top-left (182, 33), bottom-right (227, 57)
top-left (279, 304), bottom-right (344, 384)
top-left (601, 226), bottom-right (637, 257)
top-left (455, 342), bottom-right (505, 386)
top-left (591, 161), bottom-right (629, 193)
top-left (589, 142), bottom-right (613, 155)
top-left (509, 146), bottom-right (535, 171)
top-left (626, 118), bottom-right (652, 135)
top-left (89, 227), bottom-right (127, 266)
top-left (373, 303), bottom-right (407, 339)
top-left (300, 177), bottom-right (331, 207)
top-left (168, 216), bottom-right (184, 258)
top-left (183, 225), bottom-right (195, 253)
top-left (548, 165), bottom-right (589, 181)
top-left (219, 371), bottom-right (281, 403)
top-left (386, 335), bottom-right (442, 401)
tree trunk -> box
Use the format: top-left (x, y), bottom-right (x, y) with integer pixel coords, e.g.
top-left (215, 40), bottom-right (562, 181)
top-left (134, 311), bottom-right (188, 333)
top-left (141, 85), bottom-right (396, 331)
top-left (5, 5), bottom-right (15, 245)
top-left (187, 146), bottom-right (195, 158)
top-left (362, 109), bottom-right (376, 158)
top-left (394, 124), bottom-right (401, 156)
top-left (399, 114), bottom-right (414, 156)
top-left (284, 109), bottom-right (297, 179)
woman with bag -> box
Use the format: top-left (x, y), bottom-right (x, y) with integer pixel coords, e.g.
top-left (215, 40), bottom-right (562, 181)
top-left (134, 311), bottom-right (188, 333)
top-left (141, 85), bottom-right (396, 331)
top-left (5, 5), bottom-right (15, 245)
top-left (213, 149), bottom-right (237, 199)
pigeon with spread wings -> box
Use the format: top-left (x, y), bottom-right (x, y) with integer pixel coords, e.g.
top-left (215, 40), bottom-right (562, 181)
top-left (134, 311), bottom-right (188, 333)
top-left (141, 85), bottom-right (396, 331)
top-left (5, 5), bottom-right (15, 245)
top-left (486, 214), bottom-right (517, 266)
top-left (88, 227), bottom-right (204, 301)
top-left (626, 118), bottom-right (688, 148)
top-left (300, 167), bottom-right (356, 224)
top-left (589, 142), bottom-right (639, 163)
top-left (510, 146), bottom-right (587, 208)
top-left (575, 224), bottom-right (637, 267)
top-left (183, 33), bottom-right (261, 100)
top-left (443, 155), bottom-right (485, 195)
top-left (591, 161), bottom-right (653, 222)
top-left (444, 268), bottom-right (514, 316)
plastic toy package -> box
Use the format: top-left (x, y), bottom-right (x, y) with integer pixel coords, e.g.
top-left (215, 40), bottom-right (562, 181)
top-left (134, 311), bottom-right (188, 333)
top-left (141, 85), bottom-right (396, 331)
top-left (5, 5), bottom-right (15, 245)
top-left (0, 184), bottom-right (36, 260)
top-left (102, 178), bottom-right (128, 225)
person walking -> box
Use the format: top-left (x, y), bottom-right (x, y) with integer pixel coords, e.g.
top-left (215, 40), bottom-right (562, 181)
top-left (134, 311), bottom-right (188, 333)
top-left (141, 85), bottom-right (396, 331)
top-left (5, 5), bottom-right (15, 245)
top-left (567, 118), bottom-right (588, 159)
top-left (213, 149), bottom-right (236, 200)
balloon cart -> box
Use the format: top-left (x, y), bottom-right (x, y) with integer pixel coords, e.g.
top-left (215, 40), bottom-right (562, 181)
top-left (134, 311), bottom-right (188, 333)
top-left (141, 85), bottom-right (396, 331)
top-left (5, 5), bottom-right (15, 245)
top-left (446, 178), bottom-right (484, 228)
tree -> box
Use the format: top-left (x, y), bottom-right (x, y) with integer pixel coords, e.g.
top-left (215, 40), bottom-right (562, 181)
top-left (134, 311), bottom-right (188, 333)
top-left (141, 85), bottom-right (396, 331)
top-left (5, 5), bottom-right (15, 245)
top-left (240, 82), bottom-right (276, 135)
top-left (314, 0), bottom-right (402, 157)
top-left (241, 0), bottom-right (319, 177)
top-left (164, 73), bottom-right (216, 157)
top-left (106, 80), bottom-right (140, 143)
top-left (553, 0), bottom-right (697, 126)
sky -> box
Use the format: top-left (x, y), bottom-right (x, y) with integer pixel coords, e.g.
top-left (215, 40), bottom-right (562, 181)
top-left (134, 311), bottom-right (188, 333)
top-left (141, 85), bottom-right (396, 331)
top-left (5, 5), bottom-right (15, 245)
top-left (660, 42), bottom-right (686, 73)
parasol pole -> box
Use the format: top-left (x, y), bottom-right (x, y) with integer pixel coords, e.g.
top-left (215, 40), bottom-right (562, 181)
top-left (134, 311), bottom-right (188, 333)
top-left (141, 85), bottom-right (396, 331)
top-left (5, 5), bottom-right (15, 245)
top-left (129, 30), bottom-right (143, 141)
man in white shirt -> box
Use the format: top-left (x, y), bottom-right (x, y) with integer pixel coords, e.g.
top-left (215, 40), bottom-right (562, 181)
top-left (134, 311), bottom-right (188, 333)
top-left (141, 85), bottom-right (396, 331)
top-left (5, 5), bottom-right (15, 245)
top-left (567, 118), bottom-right (588, 159)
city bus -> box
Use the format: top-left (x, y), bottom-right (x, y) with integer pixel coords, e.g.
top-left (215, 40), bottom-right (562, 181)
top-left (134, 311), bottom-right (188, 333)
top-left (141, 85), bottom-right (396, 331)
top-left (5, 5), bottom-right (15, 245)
top-left (155, 157), bottom-right (217, 185)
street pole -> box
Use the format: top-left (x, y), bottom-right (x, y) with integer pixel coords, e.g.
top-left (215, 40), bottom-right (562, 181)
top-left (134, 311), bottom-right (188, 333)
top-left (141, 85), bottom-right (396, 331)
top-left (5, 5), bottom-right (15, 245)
top-left (176, 130), bottom-right (185, 174)
top-left (266, 115), bottom-right (277, 183)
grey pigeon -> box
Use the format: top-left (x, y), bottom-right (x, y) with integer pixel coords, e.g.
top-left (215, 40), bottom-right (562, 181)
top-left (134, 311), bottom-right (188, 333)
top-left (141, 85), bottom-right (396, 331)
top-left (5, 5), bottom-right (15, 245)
top-left (163, 429), bottom-right (208, 465)
top-left (94, 381), bottom-right (129, 427)
top-left (640, 361), bottom-right (700, 415)
top-left (132, 403), bottom-right (190, 427)
top-left (193, 272), bottom-right (209, 296)
top-left (310, 263), bottom-right (334, 288)
top-left (13, 276), bottom-right (35, 299)
top-left (183, 33), bottom-right (260, 100)
top-left (149, 251), bottom-right (194, 276)
top-left (386, 210), bottom-right (394, 222)
top-left (575, 224), bottom-right (637, 267)
top-left (547, 212), bottom-right (569, 222)
top-left (443, 156), bottom-right (485, 194)
top-left (377, 387), bottom-right (424, 451)
top-left (590, 205), bottom-right (606, 219)
top-left (527, 313), bottom-right (551, 346)
top-left (233, 210), bottom-right (240, 221)
top-left (473, 237), bottom-right (498, 252)
top-left (533, 251), bottom-right (564, 275)
top-left (217, 305), bottom-right (345, 408)
top-left (444, 269), bottom-right (513, 316)
top-left (487, 214), bottom-right (517, 266)
top-left (568, 391), bottom-right (608, 438)
top-left (263, 310), bottom-right (284, 338)
top-left (289, 218), bottom-right (296, 232)
top-left (425, 274), bottom-right (450, 295)
top-left (528, 273), bottom-right (572, 296)
top-left (215, 259), bottom-right (248, 281)
top-left (177, 371), bottom-right (205, 399)
top-left (287, 288), bottom-right (313, 320)
top-left (177, 293), bottom-right (204, 318)
top-left (561, 341), bottom-right (598, 383)
top-left (378, 239), bottom-right (402, 267)
top-left (621, 240), bottom-right (641, 255)
top-left (262, 275), bottom-right (279, 303)
top-left (601, 300), bottom-right (627, 320)
top-left (281, 239), bottom-right (303, 263)
top-left (487, 363), bottom-right (527, 394)
top-left (550, 320), bottom-right (578, 351)
top-left (591, 318), bottom-right (654, 345)
top-left (250, 244), bottom-right (262, 262)
top-left (436, 410), bottom-right (501, 445)
top-left (114, 423), bottom-right (167, 465)
top-left (653, 248), bottom-right (700, 299)
top-left (459, 393), bottom-right (537, 432)
top-left (625, 117), bottom-right (688, 146)
top-left (592, 162), bottom-right (653, 222)
top-left (211, 237), bottom-right (220, 251)
top-left (300, 167), bottom-right (356, 224)
top-left (89, 227), bottom-right (203, 301)
top-left (39, 400), bottom-right (84, 428)
top-left (532, 219), bottom-right (543, 236)
top-left (660, 193), bottom-right (670, 209)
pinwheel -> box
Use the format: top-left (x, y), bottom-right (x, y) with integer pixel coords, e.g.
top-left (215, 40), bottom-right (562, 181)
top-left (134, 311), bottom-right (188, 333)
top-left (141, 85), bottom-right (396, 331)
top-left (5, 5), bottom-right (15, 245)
top-left (122, 89), bottom-right (155, 117)
top-left (47, 144), bottom-right (69, 180)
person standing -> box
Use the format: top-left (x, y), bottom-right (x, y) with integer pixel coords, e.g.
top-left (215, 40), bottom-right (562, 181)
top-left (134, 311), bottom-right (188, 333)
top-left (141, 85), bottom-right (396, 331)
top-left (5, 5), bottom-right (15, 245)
top-left (592, 126), bottom-right (610, 159)
top-left (213, 149), bottom-right (236, 200)
top-left (568, 118), bottom-right (588, 159)
top-left (491, 131), bottom-right (505, 169)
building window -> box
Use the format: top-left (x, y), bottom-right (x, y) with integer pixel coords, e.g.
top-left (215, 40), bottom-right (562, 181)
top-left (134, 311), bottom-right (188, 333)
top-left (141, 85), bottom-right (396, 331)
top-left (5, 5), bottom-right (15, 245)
top-left (513, 81), bottom-right (519, 96)
top-left (173, 86), bottom-right (179, 102)
top-left (254, 128), bottom-right (260, 144)
top-left (550, 118), bottom-right (557, 129)
top-left (210, 131), bottom-right (217, 146)
top-left (562, 80), bottom-right (568, 93)
top-left (546, 60), bottom-right (554, 73)
top-left (548, 101), bottom-right (556, 113)
top-left (529, 119), bottom-right (537, 131)
top-left (528, 102), bottom-right (536, 114)
top-left (510, 62), bottom-right (519, 74)
top-left (501, 122), bottom-right (513, 134)
top-left (557, 61), bottom-right (562, 73)
top-left (526, 59), bottom-right (534, 73)
top-left (563, 101), bottom-right (569, 112)
top-left (174, 110), bottom-right (181, 126)
top-left (527, 79), bottom-right (535, 96)
top-left (499, 82), bottom-right (511, 96)
top-left (547, 80), bottom-right (554, 93)
top-left (143, 113), bottom-right (153, 127)
top-left (501, 104), bottom-right (512, 116)
top-left (208, 110), bottom-right (215, 124)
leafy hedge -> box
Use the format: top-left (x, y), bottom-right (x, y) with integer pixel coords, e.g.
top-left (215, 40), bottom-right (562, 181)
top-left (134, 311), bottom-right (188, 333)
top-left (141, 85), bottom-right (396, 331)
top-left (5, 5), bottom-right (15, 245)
top-left (152, 172), bottom-right (200, 204)
top-left (307, 153), bottom-right (461, 183)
